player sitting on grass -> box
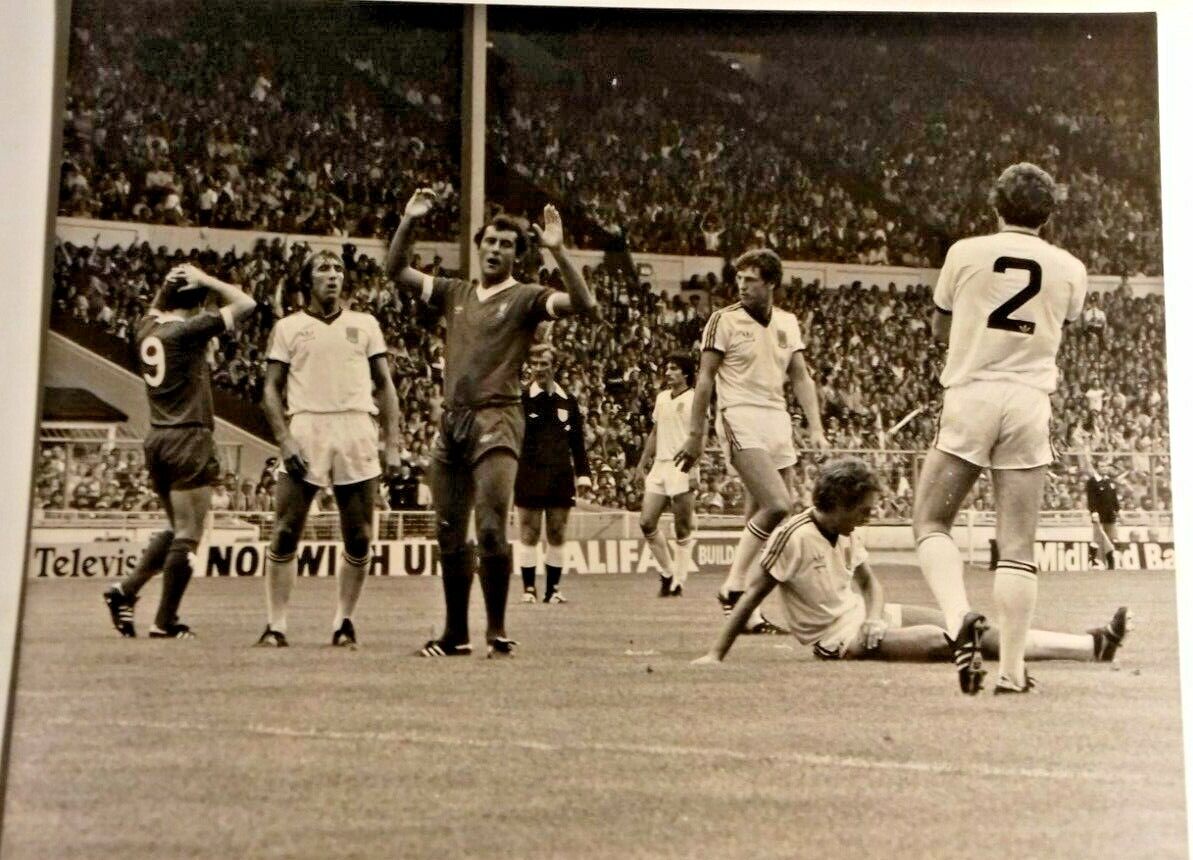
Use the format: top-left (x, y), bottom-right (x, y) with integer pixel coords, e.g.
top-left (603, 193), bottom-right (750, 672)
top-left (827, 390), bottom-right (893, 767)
top-left (693, 459), bottom-right (1131, 671)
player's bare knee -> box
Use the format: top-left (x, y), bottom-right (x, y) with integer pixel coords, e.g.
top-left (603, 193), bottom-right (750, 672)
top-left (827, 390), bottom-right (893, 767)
top-left (342, 527), bottom-right (371, 562)
top-left (271, 520), bottom-right (303, 557)
top-left (476, 526), bottom-right (508, 558)
top-left (755, 500), bottom-right (791, 531)
top-left (674, 521), bottom-right (692, 541)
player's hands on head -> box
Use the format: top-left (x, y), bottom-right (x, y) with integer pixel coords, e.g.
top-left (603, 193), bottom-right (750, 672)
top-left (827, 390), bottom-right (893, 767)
top-left (860, 619), bottom-right (888, 651)
top-left (404, 187), bottom-right (437, 219)
top-left (280, 436), bottom-right (308, 480)
top-left (533, 204), bottom-right (564, 250)
top-left (166, 263), bottom-right (207, 292)
top-left (674, 435), bottom-right (703, 472)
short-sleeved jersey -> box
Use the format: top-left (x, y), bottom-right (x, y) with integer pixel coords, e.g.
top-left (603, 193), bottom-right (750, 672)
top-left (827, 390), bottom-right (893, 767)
top-left (422, 275), bottom-right (554, 409)
top-left (701, 303), bottom-right (805, 411)
top-left (267, 309), bottom-right (386, 415)
top-left (934, 229), bottom-right (1087, 393)
top-left (137, 307), bottom-right (231, 429)
top-left (652, 387), bottom-right (694, 462)
top-left (758, 508), bottom-right (870, 645)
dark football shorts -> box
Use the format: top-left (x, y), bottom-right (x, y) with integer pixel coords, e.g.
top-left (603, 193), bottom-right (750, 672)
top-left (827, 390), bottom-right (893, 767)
top-left (432, 405), bottom-right (525, 468)
top-left (144, 426), bottom-right (222, 497)
top-left (514, 465), bottom-right (577, 510)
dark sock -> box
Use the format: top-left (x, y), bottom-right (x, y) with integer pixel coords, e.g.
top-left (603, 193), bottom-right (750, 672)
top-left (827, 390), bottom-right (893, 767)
top-left (123, 530), bottom-right (173, 598)
top-left (478, 547), bottom-right (512, 642)
top-left (990, 539), bottom-right (1001, 571)
top-left (521, 566), bottom-right (536, 591)
top-left (1107, 550), bottom-right (1116, 570)
top-left (154, 538), bottom-right (197, 629)
top-left (439, 547), bottom-right (474, 646)
top-left (545, 565), bottom-right (562, 596)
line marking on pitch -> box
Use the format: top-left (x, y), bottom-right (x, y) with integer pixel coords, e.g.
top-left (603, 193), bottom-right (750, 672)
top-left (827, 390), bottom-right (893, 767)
top-left (37, 717), bottom-right (1150, 784)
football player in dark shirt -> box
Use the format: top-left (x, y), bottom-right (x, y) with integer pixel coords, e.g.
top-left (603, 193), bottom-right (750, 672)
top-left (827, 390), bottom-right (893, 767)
top-left (514, 345), bottom-right (591, 605)
top-left (386, 188), bottom-right (598, 657)
top-left (103, 263), bottom-right (256, 638)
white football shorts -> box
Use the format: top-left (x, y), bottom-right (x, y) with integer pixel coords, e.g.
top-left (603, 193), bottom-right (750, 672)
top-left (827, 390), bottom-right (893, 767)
top-left (284, 411), bottom-right (381, 487)
top-left (812, 602), bottom-right (905, 660)
top-left (716, 404), bottom-right (797, 470)
top-left (644, 461), bottom-right (699, 498)
top-left (935, 379), bottom-right (1053, 469)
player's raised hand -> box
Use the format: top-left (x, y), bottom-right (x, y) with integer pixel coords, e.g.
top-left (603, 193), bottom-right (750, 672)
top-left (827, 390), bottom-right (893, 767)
top-left (674, 433), bottom-right (703, 472)
top-left (404, 187), bottom-right (438, 219)
top-left (532, 204), bottom-right (564, 250)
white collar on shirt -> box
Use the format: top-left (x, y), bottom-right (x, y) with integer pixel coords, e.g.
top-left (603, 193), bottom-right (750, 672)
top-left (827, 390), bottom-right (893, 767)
top-left (529, 380), bottom-right (558, 398)
top-left (148, 309), bottom-right (186, 324)
top-left (476, 276), bottom-right (517, 302)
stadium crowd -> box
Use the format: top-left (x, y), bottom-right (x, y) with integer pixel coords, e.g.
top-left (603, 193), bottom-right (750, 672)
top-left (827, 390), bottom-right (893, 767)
top-left (47, 237), bottom-right (1170, 519)
top-left (57, 2), bottom-right (1161, 277)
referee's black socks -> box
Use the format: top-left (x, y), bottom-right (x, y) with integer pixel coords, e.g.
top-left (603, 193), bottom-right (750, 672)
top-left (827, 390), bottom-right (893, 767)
top-left (545, 564), bottom-right (562, 598)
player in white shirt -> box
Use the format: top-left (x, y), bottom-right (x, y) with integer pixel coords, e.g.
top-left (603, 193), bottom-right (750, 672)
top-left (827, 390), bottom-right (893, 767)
top-left (675, 249), bottom-right (828, 631)
top-left (694, 460), bottom-right (1131, 665)
top-left (913, 163), bottom-right (1088, 695)
top-left (256, 249), bottom-right (401, 648)
top-left (635, 352), bottom-right (699, 597)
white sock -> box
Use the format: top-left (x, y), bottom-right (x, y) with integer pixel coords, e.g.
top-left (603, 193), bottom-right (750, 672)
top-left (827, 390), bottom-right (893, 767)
top-left (334, 551), bottom-right (370, 630)
top-left (915, 532), bottom-right (970, 638)
top-left (673, 536), bottom-right (695, 587)
top-left (544, 543), bottom-right (564, 569)
top-left (722, 520), bottom-right (770, 595)
top-left (518, 540), bottom-right (539, 573)
top-left (994, 561), bottom-right (1038, 686)
top-left (643, 528), bottom-right (673, 578)
top-left (266, 551), bottom-right (297, 634)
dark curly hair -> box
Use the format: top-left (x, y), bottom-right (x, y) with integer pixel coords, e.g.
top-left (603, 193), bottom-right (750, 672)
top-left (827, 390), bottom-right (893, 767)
top-left (732, 248), bottom-right (783, 286)
top-left (812, 458), bottom-right (882, 513)
top-left (990, 162), bottom-right (1056, 230)
top-left (474, 214), bottom-right (530, 258)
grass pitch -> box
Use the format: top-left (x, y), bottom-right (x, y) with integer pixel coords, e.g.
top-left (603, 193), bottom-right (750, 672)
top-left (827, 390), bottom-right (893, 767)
top-left (1, 565), bottom-right (1185, 859)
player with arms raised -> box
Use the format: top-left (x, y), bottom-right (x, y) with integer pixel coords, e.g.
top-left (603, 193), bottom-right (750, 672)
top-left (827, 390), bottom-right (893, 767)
top-left (255, 249), bottom-right (401, 648)
top-left (386, 189), bottom-right (598, 658)
top-left (913, 163), bottom-right (1088, 695)
top-left (103, 263), bottom-right (256, 638)
top-left (675, 249), bottom-right (828, 632)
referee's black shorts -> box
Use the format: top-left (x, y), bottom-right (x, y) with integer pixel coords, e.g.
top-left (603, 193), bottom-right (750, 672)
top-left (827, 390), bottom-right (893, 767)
top-left (514, 465), bottom-right (576, 510)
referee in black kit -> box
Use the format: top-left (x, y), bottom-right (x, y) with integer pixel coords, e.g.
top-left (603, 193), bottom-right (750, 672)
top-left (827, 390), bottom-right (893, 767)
top-left (1085, 458), bottom-right (1120, 570)
top-left (516, 345), bottom-right (591, 604)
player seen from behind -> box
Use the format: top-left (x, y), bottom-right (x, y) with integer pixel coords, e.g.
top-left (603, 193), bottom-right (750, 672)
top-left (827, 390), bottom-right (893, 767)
top-left (104, 263), bottom-right (257, 639)
top-left (912, 162), bottom-right (1088, 695)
